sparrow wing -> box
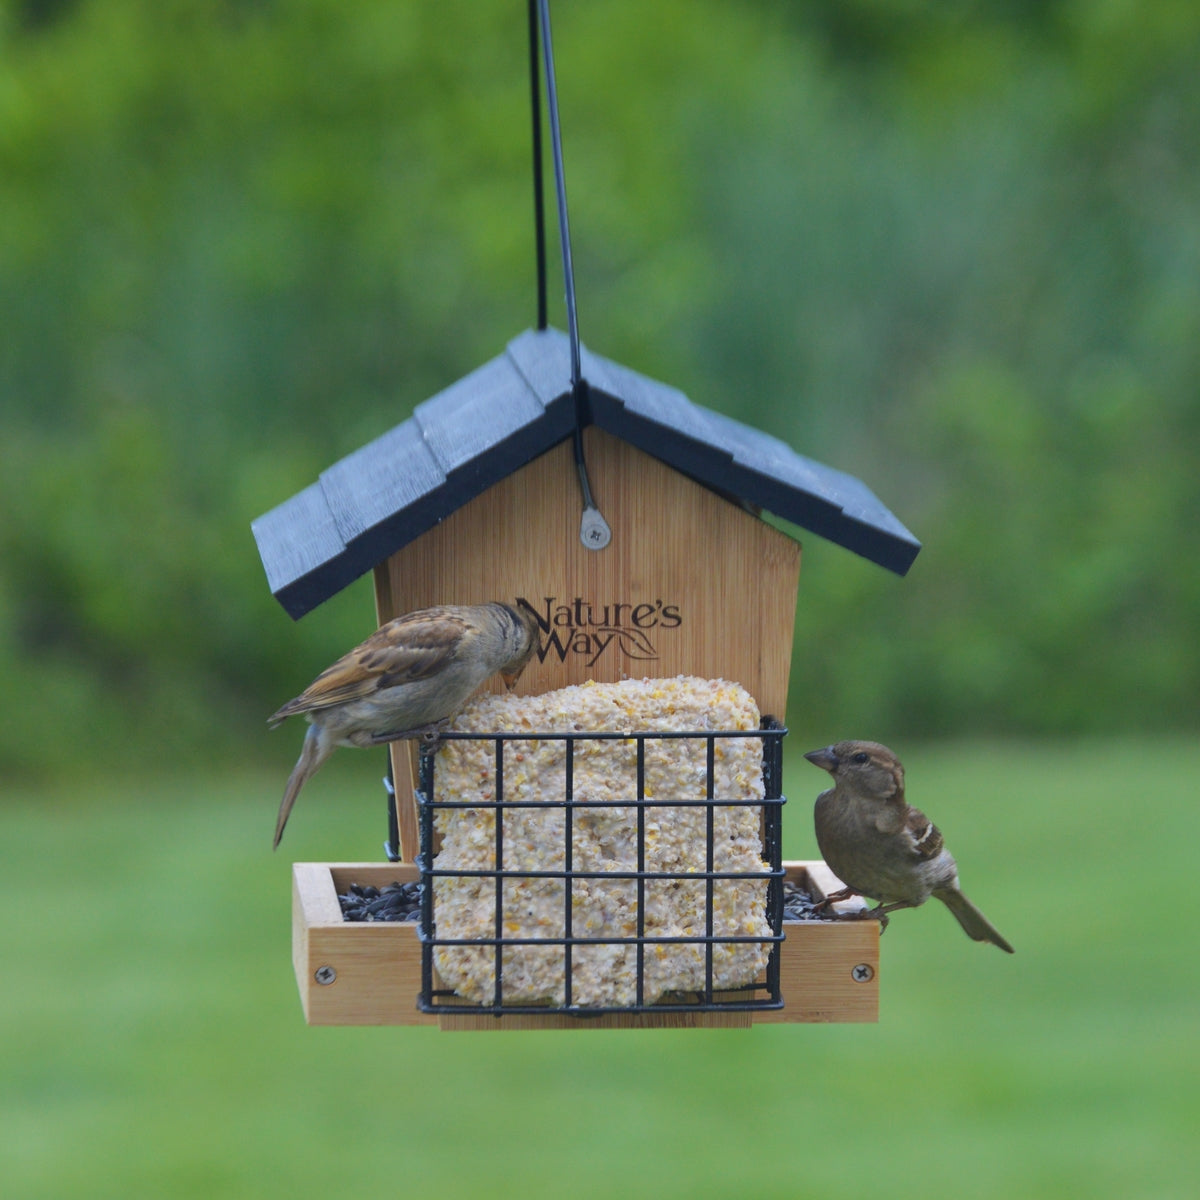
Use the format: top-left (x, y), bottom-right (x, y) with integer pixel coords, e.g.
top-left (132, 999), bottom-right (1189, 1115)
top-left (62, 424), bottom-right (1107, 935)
top-left (268, 608), bottom-right (472, 722)
top-left (900, 806), bottom-right (945, 861)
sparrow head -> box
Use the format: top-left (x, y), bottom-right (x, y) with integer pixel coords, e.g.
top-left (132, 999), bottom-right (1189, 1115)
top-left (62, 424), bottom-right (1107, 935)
top-left (497, 603), bottom-right (541, 690)
top-left (804, 740), bottom-right (905, 802)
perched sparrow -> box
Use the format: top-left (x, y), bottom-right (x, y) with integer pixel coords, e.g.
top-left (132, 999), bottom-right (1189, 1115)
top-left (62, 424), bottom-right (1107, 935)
top-left (804, 740), bottom-right (1013, 953)
top-left (269, 602), bottom-right (540, 848)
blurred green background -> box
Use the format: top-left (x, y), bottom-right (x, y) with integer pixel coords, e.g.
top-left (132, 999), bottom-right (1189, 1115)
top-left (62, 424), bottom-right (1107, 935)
top-left (2, 1), bottom-right (1197, 1197)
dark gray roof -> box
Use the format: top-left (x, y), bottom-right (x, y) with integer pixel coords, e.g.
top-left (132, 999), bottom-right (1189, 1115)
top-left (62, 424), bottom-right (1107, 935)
top-left (253, 327), bottom-right (920, 618)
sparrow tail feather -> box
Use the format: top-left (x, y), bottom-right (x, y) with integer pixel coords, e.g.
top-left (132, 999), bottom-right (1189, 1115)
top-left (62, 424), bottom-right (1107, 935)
top-left (273, 725), bottom-right (333, 850)
top-left (935, 887), bottom-right (1014, 954)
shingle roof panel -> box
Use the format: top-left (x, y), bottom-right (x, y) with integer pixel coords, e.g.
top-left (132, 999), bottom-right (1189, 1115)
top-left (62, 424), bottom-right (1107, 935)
top-left (252, 326), bottom-right (919, 617)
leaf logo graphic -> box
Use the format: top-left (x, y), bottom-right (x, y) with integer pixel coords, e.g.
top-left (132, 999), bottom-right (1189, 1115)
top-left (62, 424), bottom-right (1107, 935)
top-left (609, 627), bottom-right (658, 660)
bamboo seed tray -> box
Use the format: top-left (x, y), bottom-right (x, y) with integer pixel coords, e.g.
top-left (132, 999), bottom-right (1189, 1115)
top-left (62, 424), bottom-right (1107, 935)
top-left (292, 860), bottom-right (878, 1028)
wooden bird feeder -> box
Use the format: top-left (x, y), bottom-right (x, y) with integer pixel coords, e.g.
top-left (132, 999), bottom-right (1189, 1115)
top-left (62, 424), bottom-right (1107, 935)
top-left (254, 327), bottom-right (918, 1028)
top-left (251, 5), bottom-right (919, 1029)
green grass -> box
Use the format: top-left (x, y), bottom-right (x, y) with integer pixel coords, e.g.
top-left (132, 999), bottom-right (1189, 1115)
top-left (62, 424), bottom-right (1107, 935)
top-left (3, 740), bottom-right (1197, 1199)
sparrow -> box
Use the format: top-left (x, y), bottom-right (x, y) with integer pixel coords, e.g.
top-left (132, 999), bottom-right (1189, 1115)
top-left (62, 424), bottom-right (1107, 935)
top-left (804, 740), bottom-right (1013, 953)
top-left (268, 602), bottom-right (540, 848)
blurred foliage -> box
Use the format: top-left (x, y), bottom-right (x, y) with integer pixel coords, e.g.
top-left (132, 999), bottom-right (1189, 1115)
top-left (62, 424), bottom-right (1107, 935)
top-left (1, 0), bottom-right (1198, 776)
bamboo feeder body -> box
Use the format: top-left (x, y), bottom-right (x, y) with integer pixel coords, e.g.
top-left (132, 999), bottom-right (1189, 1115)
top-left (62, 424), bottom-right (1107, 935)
top-left (253, 327), bottom-right (919, 1027)
top-left (374, 423), bottom-right (802, 862)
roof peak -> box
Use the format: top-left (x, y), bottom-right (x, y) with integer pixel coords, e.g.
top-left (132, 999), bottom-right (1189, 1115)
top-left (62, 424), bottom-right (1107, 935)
top-left (253, 327), bottom-right (918, 618)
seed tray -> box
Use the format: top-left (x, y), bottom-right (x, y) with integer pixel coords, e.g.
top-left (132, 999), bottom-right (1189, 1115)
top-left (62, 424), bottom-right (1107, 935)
top-left (292, 859), bottom-right (878, 1028)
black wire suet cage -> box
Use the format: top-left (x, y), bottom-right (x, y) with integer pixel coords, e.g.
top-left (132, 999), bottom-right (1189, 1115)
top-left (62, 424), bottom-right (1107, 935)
top-left (415, 720), bottom-right (787, 1017)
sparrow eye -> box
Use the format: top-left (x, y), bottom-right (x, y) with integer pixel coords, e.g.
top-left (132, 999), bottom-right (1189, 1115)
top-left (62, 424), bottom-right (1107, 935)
top-left (852, 752), bottom-right (870, 765)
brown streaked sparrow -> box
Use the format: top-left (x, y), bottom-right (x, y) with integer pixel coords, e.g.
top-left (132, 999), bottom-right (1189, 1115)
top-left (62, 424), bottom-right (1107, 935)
top-left (804, 740), bottom-right (1014, 953)
top-left (269, 602), bottom-right (539, 848)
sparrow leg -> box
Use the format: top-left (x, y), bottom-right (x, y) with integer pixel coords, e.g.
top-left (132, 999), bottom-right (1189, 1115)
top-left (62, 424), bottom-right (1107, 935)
top-left (366, 718), bottom-right (452, 747)
top-left (867, 908), bottom-right (890, 932)
top-left (814, 894), bottom-right (903, 932)
top-left (417, 723), bottom-right (449, 757)
top-left (828, 906), bottom-right (890, 930)
top-left (863, 899), bottom-right (919, 933)
top-left (811, 886), bottom-right (858, 914)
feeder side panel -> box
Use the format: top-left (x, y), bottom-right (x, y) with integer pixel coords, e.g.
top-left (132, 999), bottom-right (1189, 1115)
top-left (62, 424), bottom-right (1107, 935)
top-left (374, 426), bottom-right (800, 860)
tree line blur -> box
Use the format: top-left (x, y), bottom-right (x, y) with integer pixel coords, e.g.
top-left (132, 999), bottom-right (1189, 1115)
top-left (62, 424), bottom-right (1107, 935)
top-left (2, 0), bottom-right (1197, 777)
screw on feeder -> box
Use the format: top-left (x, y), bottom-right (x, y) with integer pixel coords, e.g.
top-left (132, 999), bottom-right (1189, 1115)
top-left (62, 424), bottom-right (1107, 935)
top-left (315, 965), bottom-right (337, 986)
top-left (851, 963), bottom-right (874, 983)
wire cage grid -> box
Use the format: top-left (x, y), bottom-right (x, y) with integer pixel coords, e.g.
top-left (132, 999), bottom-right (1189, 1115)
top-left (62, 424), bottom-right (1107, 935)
top-left (415, 720), bottom-right (787, 1017)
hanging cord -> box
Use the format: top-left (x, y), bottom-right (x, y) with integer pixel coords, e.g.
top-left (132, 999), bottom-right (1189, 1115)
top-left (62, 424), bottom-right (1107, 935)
top-left (536, 0), bottom-right (582, 384)
top-left (527, 0), bottom-right (548, 330)
top-left (533, 0), bottom-right (610, 549)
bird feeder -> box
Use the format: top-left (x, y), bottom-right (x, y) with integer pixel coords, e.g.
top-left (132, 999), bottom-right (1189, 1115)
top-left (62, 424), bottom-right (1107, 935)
top-left (252, 3), bottom-right (919, 1029)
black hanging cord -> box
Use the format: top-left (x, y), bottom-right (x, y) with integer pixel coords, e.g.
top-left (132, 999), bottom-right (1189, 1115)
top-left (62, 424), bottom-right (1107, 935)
top-left (535, 0), bottom-right (582, 386)
top-left (527, 0), bottom-right (548, 331)
top-left (386, 4), bottom-right (599, 860)
top-left (531, 4), bottom-right (608, 553)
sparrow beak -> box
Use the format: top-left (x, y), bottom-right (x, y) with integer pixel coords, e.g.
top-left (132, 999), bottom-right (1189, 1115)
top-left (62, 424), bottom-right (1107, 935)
top-left (499, 666), bottom-right (524, 691)
top-left (804, 747), bottom-right (839, 772)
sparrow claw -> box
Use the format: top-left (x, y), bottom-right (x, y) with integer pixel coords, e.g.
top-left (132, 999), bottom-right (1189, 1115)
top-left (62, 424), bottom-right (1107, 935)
top-left (417, 722), bottom-right (450, 757)
top-left (822, 905), bottom-right (889, 931)
top-left (813, 889), bottom-right (891, 932)
top-left (367, 718), bottom-right (451, 748)
top-left (811, 885), bottom-right (858, 914)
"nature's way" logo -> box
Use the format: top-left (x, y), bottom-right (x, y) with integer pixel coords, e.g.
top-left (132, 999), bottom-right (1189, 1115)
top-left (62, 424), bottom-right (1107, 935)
top-left (517, 596), bottom-right (682, 668)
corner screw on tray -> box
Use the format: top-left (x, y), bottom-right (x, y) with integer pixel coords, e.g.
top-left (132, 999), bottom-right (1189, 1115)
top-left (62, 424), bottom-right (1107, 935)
top-left (314, 965), bottom-right (337, 985)
top-left (851, 963), bottom-right (874, 983)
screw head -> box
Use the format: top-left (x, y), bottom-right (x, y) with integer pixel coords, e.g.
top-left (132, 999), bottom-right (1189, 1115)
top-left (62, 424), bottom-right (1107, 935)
top-left (314, 965), bottom-right (337, 986)
top-left (851, 963), bottom-right (875, 983)
top-left (579, 507), bottom-right (612, 550)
